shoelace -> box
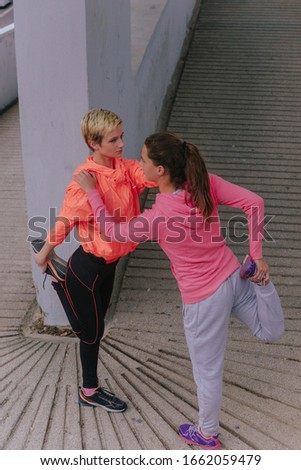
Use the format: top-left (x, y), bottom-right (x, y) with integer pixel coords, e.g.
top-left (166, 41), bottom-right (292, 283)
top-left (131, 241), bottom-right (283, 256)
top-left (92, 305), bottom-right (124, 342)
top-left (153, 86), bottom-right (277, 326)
top-left (190, 426), bottom-right (218, 442)
top-left (189, 425), bottom-right (201, 439)
top-left (96, 387), bottom-right (116, 397)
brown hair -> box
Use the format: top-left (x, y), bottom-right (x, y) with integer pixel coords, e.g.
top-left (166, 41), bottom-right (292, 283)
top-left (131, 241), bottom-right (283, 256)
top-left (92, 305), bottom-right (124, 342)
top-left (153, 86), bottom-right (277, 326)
top-left (144, 132), bottom-right (214, 221)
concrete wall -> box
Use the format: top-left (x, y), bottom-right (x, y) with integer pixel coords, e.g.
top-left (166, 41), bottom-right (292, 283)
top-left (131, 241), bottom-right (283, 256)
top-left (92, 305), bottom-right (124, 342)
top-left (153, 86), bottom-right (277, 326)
top-left (0, 22), bottom-right (17, 111)
top-left (14, 0), bottom-right (89, 325)
top-left (14, 0), bottom-right (198, 325)
top-left (132, 0), bottom-right (196, 156)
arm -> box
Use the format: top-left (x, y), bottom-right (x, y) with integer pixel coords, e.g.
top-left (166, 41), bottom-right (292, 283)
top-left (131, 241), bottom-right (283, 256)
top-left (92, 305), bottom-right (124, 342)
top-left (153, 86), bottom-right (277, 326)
top-left (211, 174), bottom-right (270, 283)
top-left (34, 239), bottom-right (54, 273)
top-left (34, 178), bottom-right (89, 273)
top-left (253, 258), bottom-right (270, 285)
top-left (211, 174), bottom-right (264, 257)
top-left (87, 189), bottom-right (156, 243)
top-left (47, 179), bottom-right (90, 247)
top-left (73, 171), bottom-right (156, 243)
top-left (125, 159), bottom-right (158, 192)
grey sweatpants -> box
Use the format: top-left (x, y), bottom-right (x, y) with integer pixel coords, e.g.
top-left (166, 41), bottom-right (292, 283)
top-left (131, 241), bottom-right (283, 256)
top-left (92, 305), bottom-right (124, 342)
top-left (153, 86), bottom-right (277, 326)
top-left (182, 268), bottom-right (284, 436)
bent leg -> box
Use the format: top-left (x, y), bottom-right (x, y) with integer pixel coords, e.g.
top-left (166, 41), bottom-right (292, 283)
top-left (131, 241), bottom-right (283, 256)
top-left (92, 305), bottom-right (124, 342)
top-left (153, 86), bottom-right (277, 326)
top-left (231, 269), bottom-right (284, 341)
top-left (52, 280), bottom-right (81, 335)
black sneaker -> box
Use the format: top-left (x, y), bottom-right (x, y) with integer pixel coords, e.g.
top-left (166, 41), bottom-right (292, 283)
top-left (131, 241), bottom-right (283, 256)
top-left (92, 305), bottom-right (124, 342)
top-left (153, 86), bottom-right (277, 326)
top-left (31, 238), bottom-right (68, 282)
top-left (78, 387), bottom-right (127, 412)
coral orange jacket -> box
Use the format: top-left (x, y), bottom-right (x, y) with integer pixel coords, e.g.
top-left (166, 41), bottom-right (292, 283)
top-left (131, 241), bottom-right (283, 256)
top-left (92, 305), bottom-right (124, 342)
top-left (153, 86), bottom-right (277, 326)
top-left (47, 156), bottom-right (156, 262)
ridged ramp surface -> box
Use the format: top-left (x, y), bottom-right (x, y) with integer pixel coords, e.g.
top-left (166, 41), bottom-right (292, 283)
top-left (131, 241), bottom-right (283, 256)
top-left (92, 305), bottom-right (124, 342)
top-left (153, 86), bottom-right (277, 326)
top-left (1, 0), bottom-right (301, 450)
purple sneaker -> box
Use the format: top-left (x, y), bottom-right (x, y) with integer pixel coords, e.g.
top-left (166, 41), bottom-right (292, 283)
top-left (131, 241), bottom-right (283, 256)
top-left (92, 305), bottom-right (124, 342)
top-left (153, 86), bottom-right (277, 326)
top-left (240, 255), bottom-right (256, 279)
top-left (178, 424), bottom-right (221, 450)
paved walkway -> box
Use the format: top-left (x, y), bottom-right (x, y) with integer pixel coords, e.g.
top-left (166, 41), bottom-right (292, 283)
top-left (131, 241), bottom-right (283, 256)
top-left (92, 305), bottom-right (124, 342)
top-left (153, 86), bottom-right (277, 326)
top-left (1, 0), bottom-right (301, 450)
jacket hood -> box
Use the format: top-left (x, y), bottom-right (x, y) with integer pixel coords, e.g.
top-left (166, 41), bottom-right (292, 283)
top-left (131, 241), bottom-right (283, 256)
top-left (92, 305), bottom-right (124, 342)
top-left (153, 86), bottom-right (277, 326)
top-left (74, 156), bottom-right (130, 183)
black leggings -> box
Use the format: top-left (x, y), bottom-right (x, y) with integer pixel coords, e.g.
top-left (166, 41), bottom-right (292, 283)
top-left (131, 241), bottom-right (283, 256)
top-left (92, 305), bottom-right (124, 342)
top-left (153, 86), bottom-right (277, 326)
top-left (52, 246), bottom-right (118, 388)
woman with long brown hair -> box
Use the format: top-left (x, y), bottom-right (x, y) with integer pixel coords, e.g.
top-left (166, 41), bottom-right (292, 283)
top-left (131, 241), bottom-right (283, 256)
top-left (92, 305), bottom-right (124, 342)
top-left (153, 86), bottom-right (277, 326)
top-left (74, 131), bottom-right (284, 450)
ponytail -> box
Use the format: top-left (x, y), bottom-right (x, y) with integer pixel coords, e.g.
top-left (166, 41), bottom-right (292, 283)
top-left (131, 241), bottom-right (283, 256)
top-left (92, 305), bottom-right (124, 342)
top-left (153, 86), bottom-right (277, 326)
top-left (184, 142), bottom-right (214, 221)
top-left (144, 132), bottom-right (214, 221)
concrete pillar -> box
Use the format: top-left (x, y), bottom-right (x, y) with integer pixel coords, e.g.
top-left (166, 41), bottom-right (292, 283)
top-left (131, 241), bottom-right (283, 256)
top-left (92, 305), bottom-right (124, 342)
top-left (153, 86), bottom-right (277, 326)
top-left (14, 0), bottom-right (131, 325)
top-left (0, 5), bottom-right (17, 111)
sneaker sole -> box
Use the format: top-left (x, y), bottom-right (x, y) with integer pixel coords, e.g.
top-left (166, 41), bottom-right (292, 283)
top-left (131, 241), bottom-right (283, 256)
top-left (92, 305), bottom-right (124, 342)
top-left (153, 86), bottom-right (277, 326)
top-left (46, 259), bottom-right (67, 282)
top-left (240, 255), bottom-right (256, 279)
top-left (78, 393), bottom-right (127, 413)
top-left (31, 239), bottom-right (67, 282)
top-left (178, 432), bottom-right (221, 450)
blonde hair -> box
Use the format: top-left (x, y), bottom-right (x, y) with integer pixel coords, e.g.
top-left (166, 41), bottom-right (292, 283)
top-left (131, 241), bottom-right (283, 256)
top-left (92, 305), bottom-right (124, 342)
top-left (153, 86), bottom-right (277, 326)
top-left (80, 108), bottom-right (122, 150)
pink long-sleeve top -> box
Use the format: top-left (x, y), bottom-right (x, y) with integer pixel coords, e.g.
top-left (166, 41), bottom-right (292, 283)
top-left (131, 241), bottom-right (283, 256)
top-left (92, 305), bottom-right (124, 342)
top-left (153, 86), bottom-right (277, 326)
top-left (86, 173), bottom-right (264, 304)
